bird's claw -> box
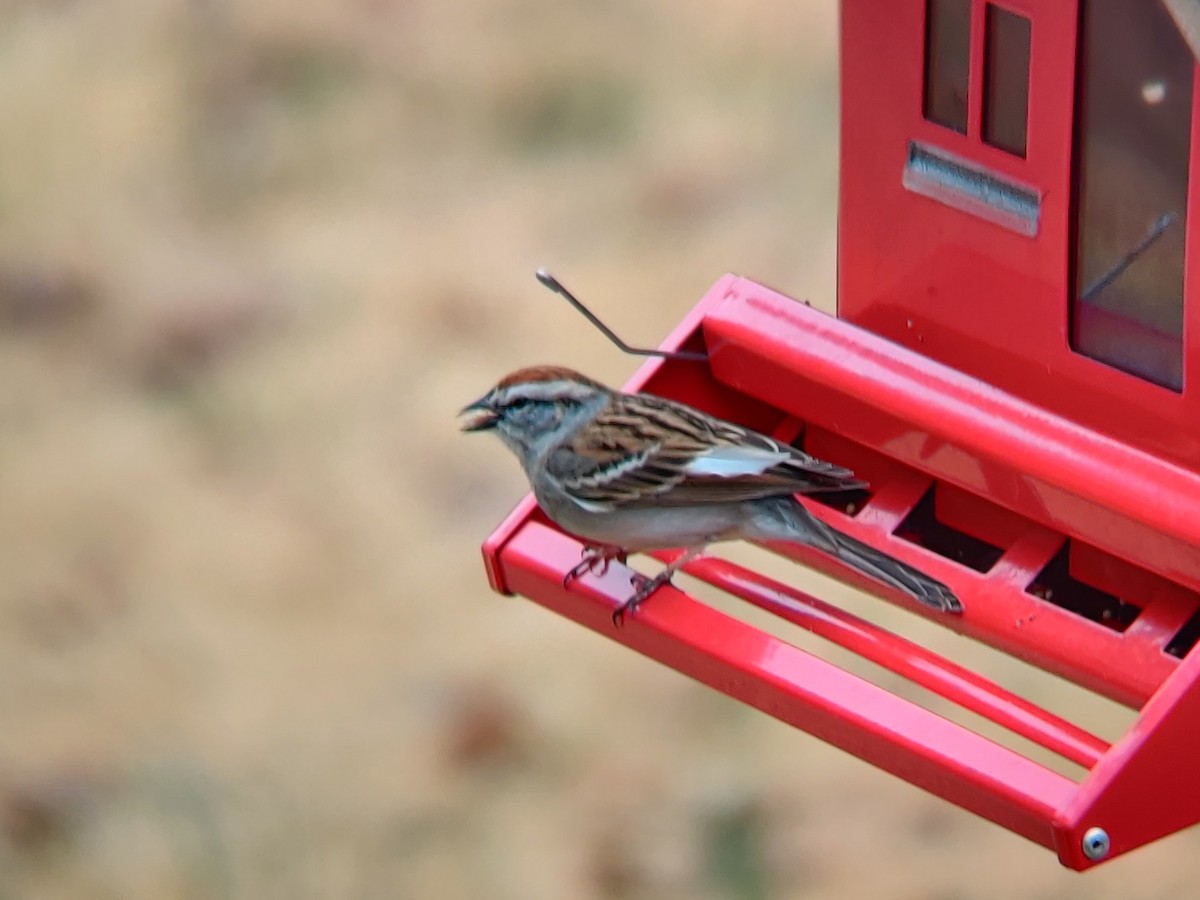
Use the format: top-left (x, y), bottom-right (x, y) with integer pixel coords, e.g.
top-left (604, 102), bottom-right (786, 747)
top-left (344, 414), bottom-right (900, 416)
top-left (563, 545), bottom-right (627, 587)
top-left (560, 545), bottom-right (666, 627)
top-left (611, 571), bottom-right (667, 627)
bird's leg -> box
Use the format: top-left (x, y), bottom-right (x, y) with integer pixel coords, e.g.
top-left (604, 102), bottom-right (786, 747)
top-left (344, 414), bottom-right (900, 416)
top-left (563, 544), bottom-right (628, 587)
top-left (612, 545), bottom-right (706, 627)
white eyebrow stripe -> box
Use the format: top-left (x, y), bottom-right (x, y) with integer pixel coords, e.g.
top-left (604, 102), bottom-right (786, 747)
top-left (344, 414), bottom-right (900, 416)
top-left (496, 379), bottom-right (593, 405)
top-left (684, 446), bottom-right (790, 477)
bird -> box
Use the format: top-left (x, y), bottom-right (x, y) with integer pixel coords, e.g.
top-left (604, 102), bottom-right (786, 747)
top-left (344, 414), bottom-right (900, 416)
top-left (461, 365), bottom-right (961, 624)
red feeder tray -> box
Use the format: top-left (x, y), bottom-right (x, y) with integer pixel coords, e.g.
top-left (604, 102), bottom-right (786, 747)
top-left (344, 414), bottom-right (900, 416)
top-left (479, 276), bottom-right (1200, 870)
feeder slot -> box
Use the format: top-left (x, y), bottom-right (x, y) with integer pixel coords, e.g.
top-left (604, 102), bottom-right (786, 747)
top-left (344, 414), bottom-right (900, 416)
top-left (896, 484), bottom-right (1006, 573)
top-left (1025, 542), bottom-right (1141, 632)
top-left (1166, 609), bottom-right (1200, 659)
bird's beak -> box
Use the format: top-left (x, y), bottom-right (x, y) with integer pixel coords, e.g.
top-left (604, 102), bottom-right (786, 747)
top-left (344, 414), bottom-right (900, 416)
top-left (459, 396), bottom-right (499, 432)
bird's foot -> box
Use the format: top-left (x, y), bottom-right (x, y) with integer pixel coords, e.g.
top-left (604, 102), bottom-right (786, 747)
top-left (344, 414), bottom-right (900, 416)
top-left (563, 544), bottom-right (628, 587)
top-left (611, 570), bottom-right (671, 627)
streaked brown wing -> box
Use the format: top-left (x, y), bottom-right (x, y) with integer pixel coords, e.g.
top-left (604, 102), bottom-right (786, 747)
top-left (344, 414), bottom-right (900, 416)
top-left (544, 392), bottom-right (866, 510)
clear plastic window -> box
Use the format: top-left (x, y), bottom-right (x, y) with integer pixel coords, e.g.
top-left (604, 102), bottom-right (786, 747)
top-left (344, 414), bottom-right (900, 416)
top-left (1071, 0), bottom-right (1192, 391)
top-left (983, 6), bottom-right (1031, 157)
top-left (924, 0), bottom-right (972, 134)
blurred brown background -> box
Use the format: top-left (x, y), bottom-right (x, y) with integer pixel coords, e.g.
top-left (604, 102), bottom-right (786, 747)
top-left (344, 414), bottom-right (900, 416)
top-left (0, 2), bottom-right (1197, 898)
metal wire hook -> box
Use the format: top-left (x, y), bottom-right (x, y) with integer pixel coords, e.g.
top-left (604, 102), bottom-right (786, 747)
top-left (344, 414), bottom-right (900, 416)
top-left (535, 268), bottom-right (709, 362)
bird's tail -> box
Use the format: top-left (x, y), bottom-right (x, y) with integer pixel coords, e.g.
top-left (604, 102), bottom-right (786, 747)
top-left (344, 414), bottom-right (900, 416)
top-left (746, 497), bottom-right (962, 614)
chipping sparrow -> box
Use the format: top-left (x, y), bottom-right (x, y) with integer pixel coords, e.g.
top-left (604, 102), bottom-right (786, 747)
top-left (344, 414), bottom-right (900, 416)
top-left (461, 365), bottom-right (961, 623)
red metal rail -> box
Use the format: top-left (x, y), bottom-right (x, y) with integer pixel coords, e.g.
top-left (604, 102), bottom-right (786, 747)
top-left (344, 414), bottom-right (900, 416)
top-left (650, 549), bottom-right (1109, 770)
top-left (479, 275), bottom-right (1200, 870)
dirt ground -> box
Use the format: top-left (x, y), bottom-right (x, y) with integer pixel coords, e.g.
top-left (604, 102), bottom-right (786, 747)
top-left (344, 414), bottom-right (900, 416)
top-left (1, 2), bottom-right (1197, 898)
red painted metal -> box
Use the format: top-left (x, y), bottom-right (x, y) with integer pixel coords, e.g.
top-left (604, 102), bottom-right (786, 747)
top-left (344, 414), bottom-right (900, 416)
top-left (497, 520), bottom-right (1077, 850)
top-left (650, 549), bottom-right (1109, 771)
top-left (1055, 644), bottom-right (1200, 867)
top-left (839, 0), bottom-right (1200, 467)
top-left (479, 275), bottom-right (1200, 868)
top-left (477, 0), bottom-right (1200, 871)
top-left (701, 281), bottom-right (1200, 710)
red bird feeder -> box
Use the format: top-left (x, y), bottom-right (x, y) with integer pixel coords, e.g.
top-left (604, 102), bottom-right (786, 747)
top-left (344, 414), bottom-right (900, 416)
top-left (478, 0), bottom-right (1200, 869)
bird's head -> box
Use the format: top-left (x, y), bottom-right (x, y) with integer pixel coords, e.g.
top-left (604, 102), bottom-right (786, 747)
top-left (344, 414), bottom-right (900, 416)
top-left (460, 366), bottom-right (611, 463)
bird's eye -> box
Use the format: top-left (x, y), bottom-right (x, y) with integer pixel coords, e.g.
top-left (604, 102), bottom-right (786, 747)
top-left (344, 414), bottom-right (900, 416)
top-left (506, 398), bottom-right (533, 411)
